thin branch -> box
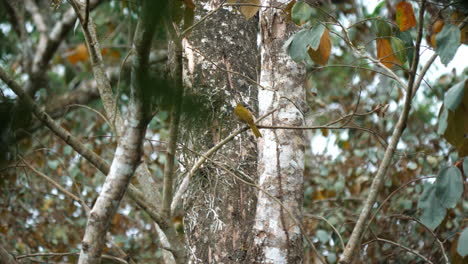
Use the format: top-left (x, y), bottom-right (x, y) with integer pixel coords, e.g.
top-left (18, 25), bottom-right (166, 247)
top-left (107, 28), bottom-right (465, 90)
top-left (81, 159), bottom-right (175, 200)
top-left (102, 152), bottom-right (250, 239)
top-left (0, 65), bottom-right (169, 244)
top-left (339, 1), bottom-right (427, 263)
top-left (307, 214), bottom-right (345, 252)
top-left (181, 0), bottom-right (227, 37)
top-left (162, 14), bottom-right (184, 218)
top-left (259, 124), bottom-right (387, 146)
top-left (364, 176), bottom-right (435, 235)
top-left (68, 0), bottom-right (124, 132)
top-left (20, 156), bottom-right (81, 202)
top-left (388, 214), bottom-right (449, 264)
top-left (367, 238), bottom-right (434, 264)
top-left (16, 252), bottom-right (127, 264)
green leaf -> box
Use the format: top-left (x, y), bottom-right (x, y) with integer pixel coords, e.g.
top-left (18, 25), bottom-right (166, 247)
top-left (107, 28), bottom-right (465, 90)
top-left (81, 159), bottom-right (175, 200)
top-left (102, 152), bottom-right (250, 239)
top-left (63, 145), bottom-right (73, 156)
top-left (464, 157), bottom-right (468, 175)
top-left (371, 1), bottom-right (386, 17)
top-left (308, 24), bottom-right (326, 51)
top-left (373, 18), bottom-right (392, 38)
top-left (390, 37), bottom-right (407, 64)
top-left (436, 24), bottom-right (461, 65)
top-left (288, 29), bottom-right (311, 62)
top-left (395, 29), bottom-right (414, 66)
top-left (326, 253), bottom-right (337, 264)
top-left (316, 229), bottom-right (329, 243)
top-left (444, 79), bottom-right (466, 111)
top-left (457, 227), bottom-right (468, 257)
top-left (437, 107), bottom-right (448, 135)
top-left (291, 1), bottom-right (314, 26)
top-left (47, 160), bottom-right (59, 170)
top-left (435, 166), bottom-right (463, 208)
top-left (418, 183), bottom-right (446, 230)
top-left (287, 24), bottom-right (326, 62)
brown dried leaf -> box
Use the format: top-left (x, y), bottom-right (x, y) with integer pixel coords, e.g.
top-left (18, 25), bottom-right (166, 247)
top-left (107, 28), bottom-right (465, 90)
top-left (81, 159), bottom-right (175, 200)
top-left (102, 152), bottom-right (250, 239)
top-left (396, 1), bottom-right (416, 32)
top-left (240, 0), bottom-right (260, 20)
top-left (377, 38), bottom-right (400, 68)
top-left (307, 28), bottom-right (331, 66)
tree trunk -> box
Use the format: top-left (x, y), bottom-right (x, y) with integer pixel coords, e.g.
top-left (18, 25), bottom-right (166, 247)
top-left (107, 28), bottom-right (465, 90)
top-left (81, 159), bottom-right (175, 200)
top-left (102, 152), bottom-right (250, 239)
top-left (249, 1), bottom-right (307, 263)
top-left (181, 1), bottom-right (260, 262)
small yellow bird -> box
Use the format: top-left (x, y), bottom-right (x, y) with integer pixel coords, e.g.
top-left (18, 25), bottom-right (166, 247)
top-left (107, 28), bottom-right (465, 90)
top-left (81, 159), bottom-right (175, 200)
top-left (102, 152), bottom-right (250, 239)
top-left (234, 103), bottom-right (262, 138)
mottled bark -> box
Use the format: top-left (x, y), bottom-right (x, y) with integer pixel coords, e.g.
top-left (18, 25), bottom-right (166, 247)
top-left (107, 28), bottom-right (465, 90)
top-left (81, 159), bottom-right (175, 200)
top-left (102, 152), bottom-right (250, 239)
top-left (181, 1), bottom-right (259, 262)
top-left (249, 1), bottom-right (307, 263)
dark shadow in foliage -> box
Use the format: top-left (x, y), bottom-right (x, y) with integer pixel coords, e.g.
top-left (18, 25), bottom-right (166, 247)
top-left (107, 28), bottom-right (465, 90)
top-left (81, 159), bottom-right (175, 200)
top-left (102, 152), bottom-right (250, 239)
top-left (138, 73), bottom-right (217, 130)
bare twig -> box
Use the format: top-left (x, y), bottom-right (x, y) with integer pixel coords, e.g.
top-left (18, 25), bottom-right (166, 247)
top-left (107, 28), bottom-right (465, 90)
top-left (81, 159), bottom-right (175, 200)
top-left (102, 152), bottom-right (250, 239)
top-left (365, 238), bottom-right (434, 264)
top-left (388, 214), bottom-right (449, 264)
top-left (16, 252), bottom-right (127, 264)
top-left (307, 214), bottom-right (345, 252)
top-left (20, 156), bottom-right (81, 202)
top-left (364, 176), bottom-right (434, 235)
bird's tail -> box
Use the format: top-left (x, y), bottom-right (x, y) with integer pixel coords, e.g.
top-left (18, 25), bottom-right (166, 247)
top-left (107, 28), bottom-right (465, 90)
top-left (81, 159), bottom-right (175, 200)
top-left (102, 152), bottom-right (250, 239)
top-left (249, 123), bottom-right (262, 138)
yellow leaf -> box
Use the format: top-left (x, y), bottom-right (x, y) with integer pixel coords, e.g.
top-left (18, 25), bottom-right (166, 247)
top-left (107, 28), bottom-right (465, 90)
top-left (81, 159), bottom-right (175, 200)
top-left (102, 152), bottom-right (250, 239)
top-left (307, 28), bottom-right (331, 66)
top-left (377, 38), bottom-right (400, 68)
top-left (240, 0), bottom-right (260, 20)
top-left (396, 1), bottom-right (416, 32)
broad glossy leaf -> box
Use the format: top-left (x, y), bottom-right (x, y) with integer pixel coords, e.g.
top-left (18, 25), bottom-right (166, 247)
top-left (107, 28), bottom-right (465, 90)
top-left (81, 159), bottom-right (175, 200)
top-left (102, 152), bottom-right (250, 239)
top-left (287, 29), bottom-right (313, 62)
top-left (291, 1), bottom-right (314, 26)
top-left (436, 24), bottom-right (461, 65)
top-left (442, 79), bottom-right (468, 157)
top-left (435, 166), bottom-right (463, 208)
top-left (444, 79), bottom-right (467, 111)
top-left (396, 30), bottom-right (414, 66)
top-left (390, 37), bottom-right (407, 64)
top-left (373, 18), bottom-right (392, 38)
top-left (287, 25), bottom-right (326, 62)
top-left (396, 1), bottom-right (416, 32)
top-left (418, 183), bottom-right (447, 230)
top-left (457, 227), bottom-right (468, 257)
top-left (437, 107), bottom-right (448, 135)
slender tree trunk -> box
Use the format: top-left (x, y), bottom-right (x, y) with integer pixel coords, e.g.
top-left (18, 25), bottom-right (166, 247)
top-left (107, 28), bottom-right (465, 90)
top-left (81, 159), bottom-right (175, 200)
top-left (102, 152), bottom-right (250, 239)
top-left (249, 1), bottom-right (307, 263)
top-left (181, 1), bottom-right (259, 262)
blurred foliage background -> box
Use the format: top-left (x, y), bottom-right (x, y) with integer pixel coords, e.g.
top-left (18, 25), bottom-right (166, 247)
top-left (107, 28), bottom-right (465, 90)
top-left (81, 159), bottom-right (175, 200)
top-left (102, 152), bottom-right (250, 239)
top-left (0, 0), bottom-right (466, 263)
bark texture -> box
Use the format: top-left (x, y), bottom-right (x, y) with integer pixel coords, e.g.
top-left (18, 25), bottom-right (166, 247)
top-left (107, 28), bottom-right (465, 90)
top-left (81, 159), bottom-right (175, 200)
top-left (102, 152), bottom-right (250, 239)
top-left (181, 1), bottom-right (259, 262)
top-left (249, 1), bottom-right (307, 263)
